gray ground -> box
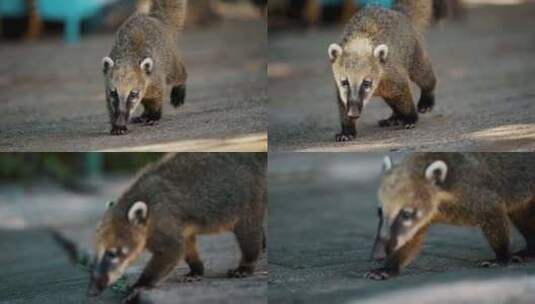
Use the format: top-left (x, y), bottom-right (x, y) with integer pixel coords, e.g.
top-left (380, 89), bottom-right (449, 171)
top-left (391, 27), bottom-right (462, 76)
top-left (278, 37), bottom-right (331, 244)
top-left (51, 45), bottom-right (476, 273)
top-left (268, 3), bottom-right (535, 152)
top-left (0, 20), bottom-right (267, 152)
top-left (0, 178), bottom-right (266, 304)
top-left (268, 153), bottom-right (535, 304)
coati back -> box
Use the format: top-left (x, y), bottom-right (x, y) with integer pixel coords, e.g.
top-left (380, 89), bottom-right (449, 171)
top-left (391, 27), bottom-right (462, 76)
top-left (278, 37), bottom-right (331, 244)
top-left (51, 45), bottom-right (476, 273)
top-left (102, 0), bottom-right (188, 136)
top-left (328, 0), bottom-right (436, 141)
top-left (88, 153), bottom-right (267, 299)
top-left (367, 153), bottom-right (535, 280)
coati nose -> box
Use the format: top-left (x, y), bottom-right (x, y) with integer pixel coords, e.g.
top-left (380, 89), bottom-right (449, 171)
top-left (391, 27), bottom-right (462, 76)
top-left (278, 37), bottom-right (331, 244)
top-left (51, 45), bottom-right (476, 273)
top-left (88, 274), bottom-right (108, 297)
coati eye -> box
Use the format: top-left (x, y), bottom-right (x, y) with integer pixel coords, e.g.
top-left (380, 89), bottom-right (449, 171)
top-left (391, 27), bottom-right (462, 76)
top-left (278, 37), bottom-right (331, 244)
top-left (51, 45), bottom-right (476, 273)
top-left (400, 209), bottom-right (414, 221)
top-left (129, 91), bottom-right (139, 99)
top-left (362, 79), bottom-right (373, 89)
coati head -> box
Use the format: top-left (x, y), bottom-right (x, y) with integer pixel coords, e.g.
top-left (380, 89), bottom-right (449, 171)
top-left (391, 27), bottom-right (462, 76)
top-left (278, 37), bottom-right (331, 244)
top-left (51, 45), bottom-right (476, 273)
top-left (328, 39), bottom-right (388, 119)
top-left (102, 56), bottom-right (154, 128)
top-left (88, 200), bottom-right (149, 296)
top-left (371, 156), bottom-right (448, 261)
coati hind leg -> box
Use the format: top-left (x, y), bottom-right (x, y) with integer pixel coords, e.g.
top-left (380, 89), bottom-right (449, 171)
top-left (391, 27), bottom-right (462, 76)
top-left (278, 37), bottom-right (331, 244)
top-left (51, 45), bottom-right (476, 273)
top-left (478, 209), bottom-right (512, 267)
top-left (228, 221), bottom-right (264, 278)
top-left (410, 44), bottom-right (437, 114)
top-left (509, 204), bottom-right (535, 262)
top-left (178, 234), bottom-right (204, 282)
top-left (131, 98), bottom-right (162, 126)
top-left (365, 226), bottom-right (427, 280)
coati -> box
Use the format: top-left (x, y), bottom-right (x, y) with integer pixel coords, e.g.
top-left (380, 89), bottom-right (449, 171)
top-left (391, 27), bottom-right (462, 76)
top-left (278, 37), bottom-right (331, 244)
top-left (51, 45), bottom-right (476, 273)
top-left (102, 0), bottom-right (188, 135)
top-left (367, 153), bottom-right (535, 280)
top-left (88, 153), bottom-right (267, 301)
top-left (328, 0), bottom-right (436, 141)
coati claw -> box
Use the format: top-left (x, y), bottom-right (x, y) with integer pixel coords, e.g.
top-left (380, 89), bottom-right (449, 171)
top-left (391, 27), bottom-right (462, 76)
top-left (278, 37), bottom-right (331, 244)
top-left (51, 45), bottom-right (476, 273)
top-left (227, 267), bottom-right (253, 278)
top-left (478, 259), bottom-right (508, 268)
top-left (111, 126), bottom-right (128, 136)
top-left (378, 117), bottom-right (401, 128)
top-left (364, 269), bottom-right (391, 280)
top-left (335, 133), bottom-right (355, 142)
top-left (404, 123), bottom-right (416, 129)
top-left (123, 288), bottom-right (142, 304)
top-left (144, 120), bottom-right (159, 126)
top-left (177, 273), bottom-right (202, 283)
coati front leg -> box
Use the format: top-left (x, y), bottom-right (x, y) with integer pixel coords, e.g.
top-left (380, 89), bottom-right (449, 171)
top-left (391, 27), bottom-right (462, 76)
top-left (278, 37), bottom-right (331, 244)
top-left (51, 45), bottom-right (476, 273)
top-left (228, 222), bottom-right (264, 278)
top-left (365, 226), bottom-right (427, 280)
top-left (131, 98), bottom-right (163, 126)
top-left (478, 210), bottom-right (512, 267)
top-left (336, 94), bottom-right (358, 142)
top-left (171, 84), bottom-right (186, 108)
top-left (125, 243), bottom-right (182, 304)
top-left (178, 234), bottom-right (204, 282)
top-left (410, 44), bottom-right (437, 114)
top-left (508, 206), bottom-right (535, 262)
top-left (379, 80), bottom-right (418, 130)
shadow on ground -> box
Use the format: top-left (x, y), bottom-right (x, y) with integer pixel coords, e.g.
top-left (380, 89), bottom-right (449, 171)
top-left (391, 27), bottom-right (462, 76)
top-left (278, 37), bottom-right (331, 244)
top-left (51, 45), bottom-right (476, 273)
top-left (268, 153), bottom-right (535, 304)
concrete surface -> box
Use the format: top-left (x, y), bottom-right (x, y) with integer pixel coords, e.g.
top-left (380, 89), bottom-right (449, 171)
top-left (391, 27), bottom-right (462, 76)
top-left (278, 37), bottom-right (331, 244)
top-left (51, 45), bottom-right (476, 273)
top-left (268, 3), bottom-right (535, 152)
top-left (268, 153), bottom-right (535, 304)
top-left (0, 178), bottom-right (266, 304)
top-left (0, 20), bottom-right (267, 152)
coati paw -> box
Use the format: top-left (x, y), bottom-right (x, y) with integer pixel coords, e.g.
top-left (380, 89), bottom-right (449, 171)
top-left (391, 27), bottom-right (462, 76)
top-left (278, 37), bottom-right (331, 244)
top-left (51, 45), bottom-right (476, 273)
top-left (418, 94), bottom-right (435, 113)
top-left (123, 288), bottom-right (142, 304)
top-left (512, 249), bottom-right (535, 263)
top-left (227, 266), bottom-right (253, 278)
top-left (404, 123), bottom-right (416, 129)
top-left (378, 117), bottom-right (401, 128)
top-left (364, 269), bottom-right (392, 281)
top-left (335, 133), bottom-right (355, 142)
top-left (171, 85), bottom-right (186, 108)
top-left (177, 272), bottom-right (202, 283)
top-left (111, 125), bottom-right (128, 136)
top-left (144, 119), bottom-right (159, 126)
top-left (478, 259), bottom-right (508, 268)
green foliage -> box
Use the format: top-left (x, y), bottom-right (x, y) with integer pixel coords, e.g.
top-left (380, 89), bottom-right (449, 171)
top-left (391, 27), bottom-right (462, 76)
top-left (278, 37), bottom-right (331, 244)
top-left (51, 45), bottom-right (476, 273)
top-left (0, 153), bottom-right (164, 182)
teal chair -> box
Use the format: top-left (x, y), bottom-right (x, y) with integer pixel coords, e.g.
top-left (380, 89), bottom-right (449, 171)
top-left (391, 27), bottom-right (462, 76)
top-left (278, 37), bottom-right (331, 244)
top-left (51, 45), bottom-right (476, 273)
top-left (0, 0), bottom-right (118, 43)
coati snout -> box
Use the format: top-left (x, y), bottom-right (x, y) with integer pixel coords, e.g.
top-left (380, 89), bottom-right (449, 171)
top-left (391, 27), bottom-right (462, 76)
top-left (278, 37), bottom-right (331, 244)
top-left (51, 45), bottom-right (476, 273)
top-left (372, 156), bottom-right (446, 259)
top-left (90, 201), bottom-right (148, 295)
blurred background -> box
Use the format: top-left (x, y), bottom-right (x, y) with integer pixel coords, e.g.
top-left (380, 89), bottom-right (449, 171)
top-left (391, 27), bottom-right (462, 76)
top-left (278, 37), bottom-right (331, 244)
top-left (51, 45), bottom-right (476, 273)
top-left (0, 0), bottom-right (266, 43)
top-left (268, 0), bottom-right (464, 29)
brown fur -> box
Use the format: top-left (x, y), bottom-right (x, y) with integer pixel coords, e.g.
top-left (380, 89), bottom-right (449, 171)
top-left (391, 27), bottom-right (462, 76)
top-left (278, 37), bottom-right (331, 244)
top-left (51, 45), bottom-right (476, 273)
top-left (103, 0), bottom-right (188, 135)
top-left (367, 153), bottom-right (535, 280)
top-left (329, 2), bottom-right (436, 141)
top-left (90, 153), bottom-right (267, 298)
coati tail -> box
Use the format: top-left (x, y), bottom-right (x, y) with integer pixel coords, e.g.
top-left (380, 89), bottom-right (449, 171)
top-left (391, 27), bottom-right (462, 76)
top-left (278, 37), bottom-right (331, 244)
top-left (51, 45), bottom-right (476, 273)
top-left (149, 0), bottom-right (188, 31)
top-left (394, 0), bottom-right (432, 32)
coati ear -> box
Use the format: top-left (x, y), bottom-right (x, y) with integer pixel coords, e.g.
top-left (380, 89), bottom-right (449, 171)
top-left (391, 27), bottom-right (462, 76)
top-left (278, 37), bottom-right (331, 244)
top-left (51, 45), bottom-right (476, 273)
top-left (373, 44), bottom-right (388, 64)
top-left (127, 201), bottom-right (148, 225)
top-left (140, 57), bottom-right (154, 75)
top-left (102, 57), bottom-right (114, 74)
top-left (425, 160), bottom-right (448, 184)
top-left (106, 201), bottom-right (115, 209)
top-left (328, 43), bottom-right (343, 62)
top-left (382, 156), bottom-right (393, 172)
